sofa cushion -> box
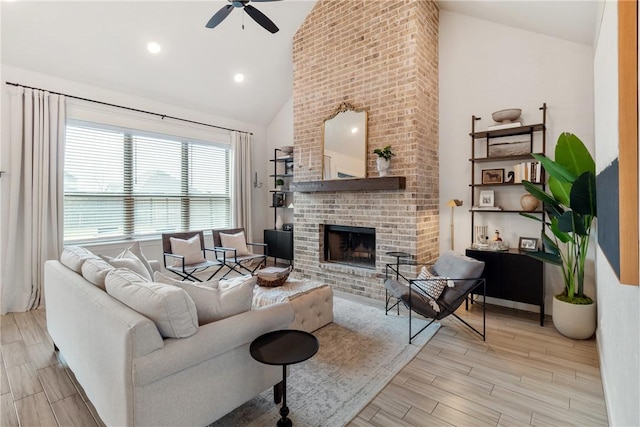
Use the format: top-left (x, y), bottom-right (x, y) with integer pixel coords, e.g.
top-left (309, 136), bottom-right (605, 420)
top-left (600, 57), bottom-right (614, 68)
top-left (60, 246), bottom-right (99, 273)
top-left (102, 253), bottom-right (152, 281)
top-left (81, 257), bottom-right (114, 290)
top-left (219, 231), bottom-right (251, 256)
top-left (432, 251), bottom-right (485, 285)
top-left (169, 235), bottom-right (206, 266)
top-left (120, 241), bottom-right (154, 278)
top-left (154, 271), bottom-right (256, 325)
top-left (105, 268), bottom-right (198, 338)
top-left (153, 271), bottom-right (219, 289)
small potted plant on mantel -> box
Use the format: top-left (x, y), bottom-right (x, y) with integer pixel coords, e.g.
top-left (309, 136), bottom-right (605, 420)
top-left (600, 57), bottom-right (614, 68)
top-left (520, 132), bottom-right (597, 339)
top-left (373, 145), bottom-right (395, 177)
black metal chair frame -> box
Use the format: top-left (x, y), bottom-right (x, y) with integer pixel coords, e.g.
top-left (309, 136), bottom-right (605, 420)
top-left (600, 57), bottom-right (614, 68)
top-left (385, 261), bottom-right (486, 343)
top-left (212, 228), bottom-right (268, 278)
top-left (162, 231), bottom-right (226, 282)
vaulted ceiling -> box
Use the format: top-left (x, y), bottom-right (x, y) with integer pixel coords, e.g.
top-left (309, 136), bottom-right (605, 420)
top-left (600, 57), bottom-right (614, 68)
top-left (1, 1), bottom-right (600, 127)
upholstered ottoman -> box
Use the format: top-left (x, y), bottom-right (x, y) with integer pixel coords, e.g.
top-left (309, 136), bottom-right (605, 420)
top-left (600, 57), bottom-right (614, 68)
top-left (253, 277), bottom-right (334, 332)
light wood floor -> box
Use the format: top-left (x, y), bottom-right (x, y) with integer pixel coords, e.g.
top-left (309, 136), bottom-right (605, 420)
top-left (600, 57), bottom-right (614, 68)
top-left (1, 301), bottom-right (607, 427)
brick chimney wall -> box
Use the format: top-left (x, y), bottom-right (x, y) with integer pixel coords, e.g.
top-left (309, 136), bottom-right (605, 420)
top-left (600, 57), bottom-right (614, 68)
top-left (292, 0), bottom-right (440, 299)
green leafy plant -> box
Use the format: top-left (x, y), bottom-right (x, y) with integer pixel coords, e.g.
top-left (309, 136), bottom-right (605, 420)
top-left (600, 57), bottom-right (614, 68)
top-left (520, 133), bottom-right (596, 305)
top-left (373, 145), bottom-right (396, 161)
top-left (275, 178), bottom-right (285, 187)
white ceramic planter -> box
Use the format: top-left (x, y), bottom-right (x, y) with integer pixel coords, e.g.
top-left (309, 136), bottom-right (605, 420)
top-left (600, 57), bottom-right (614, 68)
top-left (376, 158), bottom-right (390, 177)
top-left (552, 296), bottom-right (596, 339)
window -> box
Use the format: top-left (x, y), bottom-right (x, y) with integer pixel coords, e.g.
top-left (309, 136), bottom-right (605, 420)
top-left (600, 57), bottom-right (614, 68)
top-left (64, 121), bottom-right (231, 243)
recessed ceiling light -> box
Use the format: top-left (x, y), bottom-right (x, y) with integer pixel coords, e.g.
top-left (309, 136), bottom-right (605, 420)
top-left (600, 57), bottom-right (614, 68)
top-left (234, 73), bottom-right (245, 83)
top-left (147, 42), bottom-right (161, 54)
top-left (351, 127), bottom-right (359, 134)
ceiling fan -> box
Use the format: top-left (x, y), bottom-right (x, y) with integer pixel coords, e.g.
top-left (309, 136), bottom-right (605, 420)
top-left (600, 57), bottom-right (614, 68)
top-left (206, 0), bottom-right (282, 34)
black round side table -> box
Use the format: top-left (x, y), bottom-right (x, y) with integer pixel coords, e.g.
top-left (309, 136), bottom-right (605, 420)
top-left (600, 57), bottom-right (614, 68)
top-left (250, 330), bottom-right (319, 427)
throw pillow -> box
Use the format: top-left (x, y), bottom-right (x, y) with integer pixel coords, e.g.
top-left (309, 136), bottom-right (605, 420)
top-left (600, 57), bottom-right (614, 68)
top-left (105, 268), bottom-right (199, 338)
top-left (60, 246), bottom-right (99, 273)
top-left (81, 257), bottom-right (114, 290)
top-left (163, 274), bottom-right (256, 325)
top-left (101, 253), bottom-right (152, 281)
top-left (413, 267), bottom-right (452, 313)
top-left (219, 231), bottom-right (251, 257)
top-left (153, 271), bottom-right (219, 289)
top-left (170, 235), bottom-right (206, 267)
top-left (120, 241), bottom-right (154, 278)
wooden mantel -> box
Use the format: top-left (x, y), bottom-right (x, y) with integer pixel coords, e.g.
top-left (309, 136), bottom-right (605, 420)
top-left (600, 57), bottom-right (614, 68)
top-left (290, 176), bottom-right (406, 193)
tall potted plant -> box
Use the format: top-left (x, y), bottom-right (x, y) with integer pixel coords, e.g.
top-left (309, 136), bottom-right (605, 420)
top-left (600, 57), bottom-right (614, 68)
top-left (521, 132), bottom-right (597, 339)
top-left (373, 145), bottom-right (395, 177)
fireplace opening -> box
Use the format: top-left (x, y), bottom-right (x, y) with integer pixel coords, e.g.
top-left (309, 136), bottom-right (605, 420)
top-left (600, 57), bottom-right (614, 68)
top-left (324, 225), bottom-right (376, 269)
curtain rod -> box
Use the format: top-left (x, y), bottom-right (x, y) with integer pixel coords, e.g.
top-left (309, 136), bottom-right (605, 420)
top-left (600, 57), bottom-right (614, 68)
top-left (5, 81), bottom-right (253, 135)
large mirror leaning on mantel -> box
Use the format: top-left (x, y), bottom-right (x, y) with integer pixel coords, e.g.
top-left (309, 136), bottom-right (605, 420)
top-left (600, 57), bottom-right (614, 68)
top-left (323, 102), bottom-right (367, 180)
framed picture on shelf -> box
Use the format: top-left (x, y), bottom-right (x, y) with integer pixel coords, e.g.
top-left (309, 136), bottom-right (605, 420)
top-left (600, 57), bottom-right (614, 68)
top-left (478, 190), bottom-right (495, 207)
top-left (518, 237), bottom-right (539, 252)
top-left (482, 168), bottom-right (504, 184)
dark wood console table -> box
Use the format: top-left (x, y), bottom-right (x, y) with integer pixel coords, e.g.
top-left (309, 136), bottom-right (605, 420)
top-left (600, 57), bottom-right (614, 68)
top-left (466, 248), bottom-right (545, 325)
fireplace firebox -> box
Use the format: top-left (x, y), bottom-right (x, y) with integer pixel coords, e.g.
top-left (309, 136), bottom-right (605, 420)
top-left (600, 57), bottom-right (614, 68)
top-left (324, 225), bottom-right (376, 269)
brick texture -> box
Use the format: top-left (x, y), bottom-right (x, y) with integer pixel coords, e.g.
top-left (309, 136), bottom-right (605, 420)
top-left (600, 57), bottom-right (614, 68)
top-left (292, 0), bottom-right (440, 300)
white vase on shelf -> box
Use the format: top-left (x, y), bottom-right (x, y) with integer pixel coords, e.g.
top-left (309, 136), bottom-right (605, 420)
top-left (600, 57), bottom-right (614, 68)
top-left (376, 158), bottom-right (390, 177)
top-left (275, 214), bottom-right (283, 230)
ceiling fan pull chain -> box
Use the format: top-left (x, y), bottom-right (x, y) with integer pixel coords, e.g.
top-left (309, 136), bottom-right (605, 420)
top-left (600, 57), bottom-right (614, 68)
top-left (242, 9), bottom-right (245, 30)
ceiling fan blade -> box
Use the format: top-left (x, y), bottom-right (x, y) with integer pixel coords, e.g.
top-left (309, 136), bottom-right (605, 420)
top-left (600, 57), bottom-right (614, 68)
top-left (244, 4), bottom-right (279, 33)
top-left (205, 5), bottom-right (234, 29)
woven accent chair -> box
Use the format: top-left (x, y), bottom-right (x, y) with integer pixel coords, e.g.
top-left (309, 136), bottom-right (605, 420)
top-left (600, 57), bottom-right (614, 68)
top-left (212, 228), bottom-right (267, 278)
top-left (161, 231), bottom-right (225, 281)
top-left (384, 251), bottom-right (486, 343)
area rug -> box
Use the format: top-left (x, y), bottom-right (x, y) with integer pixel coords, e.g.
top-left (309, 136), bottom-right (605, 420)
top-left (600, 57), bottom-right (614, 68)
top-left (209, 294), bottom-right (440, 427)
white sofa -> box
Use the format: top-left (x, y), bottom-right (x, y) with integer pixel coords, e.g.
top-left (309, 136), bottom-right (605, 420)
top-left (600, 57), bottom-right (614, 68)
top-left (44, 258), bottom-right (295, 426)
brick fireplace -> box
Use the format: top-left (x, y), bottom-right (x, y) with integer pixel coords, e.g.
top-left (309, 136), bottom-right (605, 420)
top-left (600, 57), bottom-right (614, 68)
top-left (292, 0), bottom-right (440, 300)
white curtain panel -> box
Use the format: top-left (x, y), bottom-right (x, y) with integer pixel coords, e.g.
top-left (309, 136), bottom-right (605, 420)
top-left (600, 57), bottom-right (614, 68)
top-left (1, 87), bottom-right (66, 314)
top-left (231, 131), bottom-right (253, 240)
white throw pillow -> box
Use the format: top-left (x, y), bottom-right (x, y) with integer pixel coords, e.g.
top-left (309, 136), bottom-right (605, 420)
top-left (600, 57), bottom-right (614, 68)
top-left (153, 271), bottom-right (219, 289)
top-left (102, 253), bottom-right (152, 281)
top-left (105, 268), bottom-right (199, 338)
top-left (413, 266), bottom-right (452, 313)
top-left (120, 241), bottom-right (154, 277)
top-left (60, 246), bottom-right (99, 273)
top-left (170, 235), bottom-right (206, 267)
top-left (81, 258), bottom-right (114, 290)
top-left (163, 274), bottom-right (256, 325)
top-left (219, 231), bottom-right (251, 257)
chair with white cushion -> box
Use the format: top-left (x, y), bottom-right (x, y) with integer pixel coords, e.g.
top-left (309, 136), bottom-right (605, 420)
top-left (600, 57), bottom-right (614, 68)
top-left (384, 251), bottom-right (486, 343)
top-left (161, 231), bottom-right (225, 281)
top-left (212, 228), bottom-right (267, 278)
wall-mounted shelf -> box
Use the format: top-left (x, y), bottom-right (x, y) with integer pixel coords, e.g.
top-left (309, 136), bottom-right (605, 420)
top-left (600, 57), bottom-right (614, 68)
top-left (290, 176), bottom-right (406, 193)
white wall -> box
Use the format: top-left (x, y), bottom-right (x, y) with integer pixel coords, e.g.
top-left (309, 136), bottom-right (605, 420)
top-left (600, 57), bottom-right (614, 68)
top-left (0, 65), bottom-right (268, 263)
top-left (593, 2), bottom-right (640, 425)
top-left (439, 11), bottom-right (595, 311)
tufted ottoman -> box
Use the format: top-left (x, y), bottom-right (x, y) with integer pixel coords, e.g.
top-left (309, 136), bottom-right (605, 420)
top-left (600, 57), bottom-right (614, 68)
top-left (252, 277), bottom-right (334, 332)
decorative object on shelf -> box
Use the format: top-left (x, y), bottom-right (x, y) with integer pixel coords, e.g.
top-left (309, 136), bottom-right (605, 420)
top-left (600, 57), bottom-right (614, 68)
top-left (520, 193), bottom-right (539, 211)
top-left (492, 229), bottom-right (502, 241)
top-left (474, 225), bottom-right (488, 248)
top-left (280, 145), bottom-right (294, 154)
top-left (373, 145), bottom-right (395, 177)
top-left (253, 172), bottom-right (263, 188)
top-left (505, 171), bottom-right (515, 183)
top-left (478, 190), bottom-right (495, 207)
top-left (272, 193), bottom-right (285, 207)
top-left (275, 178), bottom-right (284, 191)
top-left (481, 168), bottom-right (504, 184)
top-left (282, 223), bottom-right (293, 231)
top-left (518, 236), bottom-right (539, 252)
top-left (447, 199), bottom-right (463, 251)
top-left (489, 229), bottom-right (508, 250)
top-left (275, 214), bottom-right (283, 230)
top-left (520, 132), bottom-right (596, 339)
top-left (488, 137), bottom-right (529, 157)
top-left (491, 108), bottom-right (522, 123)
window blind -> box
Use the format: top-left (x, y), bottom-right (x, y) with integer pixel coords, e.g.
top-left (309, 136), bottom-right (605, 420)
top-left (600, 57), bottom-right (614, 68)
top-left (64, 122), bottom-right (231, 243)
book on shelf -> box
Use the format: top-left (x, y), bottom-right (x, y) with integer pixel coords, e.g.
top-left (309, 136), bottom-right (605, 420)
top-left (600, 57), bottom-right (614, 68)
top-left (472, 206), bottom-right (503, 211)
top-left (487, 122), bottom-right (522, 131)
top-left (513, 161), bottom-right (542, 183)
